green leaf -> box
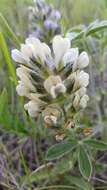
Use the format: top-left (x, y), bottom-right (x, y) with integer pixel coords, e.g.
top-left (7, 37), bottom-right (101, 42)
top-left (86, 20), bottom-right (107, 36)
top-left (66, 31), bottom-right (84, 41)
top-left (95, 162), bottom-right (106, 174)
top-left (84, 139), bottom-right (107, 150)
top-left (46, 141), bottom-right (76, 161)
top-left (0, 88), bottom-right (8, 113)
top-left (66, 25), bottom-right (85, 41)
top-left (78, 146), bottom-right (92, 180)
top-left (29, 152), bottom-right (76, 183)
top-left (66, 21), bottom-right (107, 42)
top-left (65, 175), bottom-right (93, 190)
top-left (0, 32), bottom-right (17, 83)
top-left (52, 152), bottom-right (76, 175)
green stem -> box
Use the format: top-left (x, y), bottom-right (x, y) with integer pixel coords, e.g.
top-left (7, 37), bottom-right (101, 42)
top-left (36, 185), bottom-right (78, 190)
top-left (95, 187), bottom-right (107, 190)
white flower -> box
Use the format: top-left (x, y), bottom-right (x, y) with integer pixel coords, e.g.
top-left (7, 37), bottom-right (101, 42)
top-left (21, 44), bottom-right (34, 60)
top-left (44, 75), bottom-right (66, 98)
top-left (16, 65), bottom-right (36, 97)
top-left (11, 43), bottom-right (35, 63)
top-left (73, 87), bottom-right (89, 109)
top-left (52, 35), bottom-right (70, 66)
top-left (77, 87), bottom-right (87, 97)
top-left (50, 83), bottom-right (66, 98)
top-left (77, 51), bottom-right (89, 69)
top-left (72, 51), bottom-right (89, 71)
top-left (28, 93), bottom-right (44, 100)
top-left (63, 48), bottom-right (79, 67)
top-left (73, 93), bottom-right (80, 109)
top-left (79, 71), bottom-right (89, 87)
top-left (11, 34), bottom-right (90, 120)
top-left (12, 37), bottom-right (51, 65)
top-left (24, 100), bottom-right (39, 117)
top-left (12, 35), bottom-right (89, 73)
top-left (25, 37), bottom-right (51, 62)
top-left (73, 70), bottom-right (89, 90)
top-left (16, 81), bottom-right (29, 96)
top-left (11, 49), bottom-right (27, 64)
top-left (80, 94), bottom-right (89, 108)
top-left (16, 66), bottom-right (35, 91)
top-left (68, 70), bottom-right (89, 92)
top-left (24, 99), bottom-right (43, 118)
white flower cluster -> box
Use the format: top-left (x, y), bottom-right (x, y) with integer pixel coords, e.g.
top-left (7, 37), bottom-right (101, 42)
top-left (11, 35), bottom-right (89, 118)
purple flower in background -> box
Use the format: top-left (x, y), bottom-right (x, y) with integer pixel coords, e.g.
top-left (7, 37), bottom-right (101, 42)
top-left (30, 28), bottom-right (44, 39)
top-left (44, 19), bottom-right (58, 30)
top-left (36, 0), bottom-right (52, 17)
top-left (43, 5), bottom-right (52, 17)
top-left (28, 0), bottom-right (61, 42)
top-left (51, 10), bottom-right (61, 20)
top-left (36, 0), bottom-right (45, 10)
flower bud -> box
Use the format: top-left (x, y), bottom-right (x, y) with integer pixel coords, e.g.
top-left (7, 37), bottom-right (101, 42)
top-left (79, 94), bottom-right (89, 108)
top-left (77, 51), bottom-right (89, 69)
top-left (73, 93), bottom-right (80, 109)
top-left (16, 81), bottom-right (29, 97)
top-left (24, 100), bottom-right (40, 118)
top-left (63, 48), bottom-right (78, 67)
top-left (83, 128), bottom-right (92, 136)
top-left (55, 133), bottom-right (65, 141)
top-left (73, 71), bottom-right (89, 91)
top-left (44, 115), bottom-right (57, 128)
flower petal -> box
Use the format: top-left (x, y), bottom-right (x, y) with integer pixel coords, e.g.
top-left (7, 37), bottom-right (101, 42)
top-left (42, 43), bottom-right (51, 56)
top-left (11, 49), bottom-right (26, 63)
top-left (25, 36), bottom-right (41, 45)
top-left (63, 48), bottom-right (79, 66)
top-left (44, 75), bottom-right (61, 93)
top-left (80, 95), bottom-right (89, 108)
top-left (24, 100), bottom-right (39, 118)
top-left (21, 44), bottom-right (33, 60)
top-left (79, 71), bottom-right (89, 87)
top-left (77, 51), bottom-right (89, 69)
top-left (25, 37), bottom-right (42, 59)
top-left (52, 35), bottom-right (70, 66)
top-left (26, 37), bottom-right (51, 63)
top-left (77, 87), bottom-right (87, 97)
top-left (16, 81), bottom-right (29, 96)
top-left (73, 93), bottom-right (80, 108)
top-left (16, 66), bottom-right (35, 91)
top-left (50, 83), bottom-right (66, 98)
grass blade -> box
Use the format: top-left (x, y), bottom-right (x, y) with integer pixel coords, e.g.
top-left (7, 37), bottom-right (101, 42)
top-left (0, 32), bottom-right (17, 84)
top-left (0, 13), bottom-right (20, 47)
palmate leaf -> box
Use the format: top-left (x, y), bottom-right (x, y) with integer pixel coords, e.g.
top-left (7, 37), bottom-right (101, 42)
top-left (78, 146), bottom-right (92, 180)
top-left (29, 153), bottom-right (76, 183)
top-left (84, 139), bottom-right (107, 150)
top-left (46, 140), bottom-right (76, 161)
top-left (52, 152), bottom-right (76, 175)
